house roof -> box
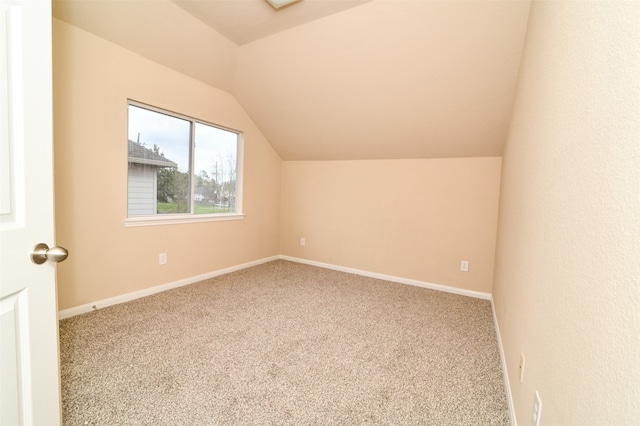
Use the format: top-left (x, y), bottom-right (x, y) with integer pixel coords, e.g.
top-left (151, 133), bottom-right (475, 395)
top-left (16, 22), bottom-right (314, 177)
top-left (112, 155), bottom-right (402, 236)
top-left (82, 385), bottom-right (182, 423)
top-left (128, 140), bottom-right (178, 168)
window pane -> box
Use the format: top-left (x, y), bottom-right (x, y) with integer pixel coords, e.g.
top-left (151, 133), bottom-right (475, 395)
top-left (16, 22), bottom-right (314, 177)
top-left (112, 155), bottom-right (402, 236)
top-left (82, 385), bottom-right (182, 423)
top-left (193, 123), bottom-right (238, 214)
top-left (126, 102), bottom-right (242, 220)
top-left (127, 105), bottom-right (190, 215)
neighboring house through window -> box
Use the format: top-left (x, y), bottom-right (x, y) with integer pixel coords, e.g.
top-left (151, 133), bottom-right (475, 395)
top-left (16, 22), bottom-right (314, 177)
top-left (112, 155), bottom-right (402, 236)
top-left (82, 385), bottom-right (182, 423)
top-left (127, 140), bottom-right (178, 216)
top-left (126, 101), bottom-right (243, 225)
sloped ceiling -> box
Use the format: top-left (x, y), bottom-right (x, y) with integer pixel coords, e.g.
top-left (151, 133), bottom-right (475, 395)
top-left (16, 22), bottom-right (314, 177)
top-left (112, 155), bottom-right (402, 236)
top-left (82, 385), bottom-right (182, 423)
top-left (52, 0), bottom-right (238, 92)
top-left (52, 0), bottom-right (531, 160)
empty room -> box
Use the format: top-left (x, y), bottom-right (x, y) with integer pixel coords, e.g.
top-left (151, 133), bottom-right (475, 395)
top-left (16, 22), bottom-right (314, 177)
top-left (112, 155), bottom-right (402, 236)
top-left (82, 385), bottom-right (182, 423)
top-left (1, 0), bottom-right (638, 424)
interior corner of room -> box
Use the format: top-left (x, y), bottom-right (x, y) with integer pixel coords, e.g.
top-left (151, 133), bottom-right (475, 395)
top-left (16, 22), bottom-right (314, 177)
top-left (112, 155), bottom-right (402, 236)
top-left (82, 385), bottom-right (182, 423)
top-left (46, 0), bottom-right (640, 424)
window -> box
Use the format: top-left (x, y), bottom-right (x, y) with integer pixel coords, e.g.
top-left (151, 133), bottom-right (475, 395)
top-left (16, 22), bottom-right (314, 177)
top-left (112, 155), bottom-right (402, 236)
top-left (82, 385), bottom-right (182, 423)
top-left (126, 101), bottom-right (242, 226)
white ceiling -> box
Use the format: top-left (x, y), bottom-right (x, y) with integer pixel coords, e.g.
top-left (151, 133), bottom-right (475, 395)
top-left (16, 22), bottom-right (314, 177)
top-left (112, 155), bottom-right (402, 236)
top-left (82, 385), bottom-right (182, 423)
top-left (52, 0), bottom-right (531, 161)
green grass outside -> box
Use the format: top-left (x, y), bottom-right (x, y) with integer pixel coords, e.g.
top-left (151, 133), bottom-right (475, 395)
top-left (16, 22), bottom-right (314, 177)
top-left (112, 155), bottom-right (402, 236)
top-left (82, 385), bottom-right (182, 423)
top-left (157, 201), bottom-right (234, 214)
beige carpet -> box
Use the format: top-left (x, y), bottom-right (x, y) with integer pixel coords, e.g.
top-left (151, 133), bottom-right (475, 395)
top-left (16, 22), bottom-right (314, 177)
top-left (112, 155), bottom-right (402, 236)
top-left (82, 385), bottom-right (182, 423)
top-left (59, 260), bottom-right (510, 425)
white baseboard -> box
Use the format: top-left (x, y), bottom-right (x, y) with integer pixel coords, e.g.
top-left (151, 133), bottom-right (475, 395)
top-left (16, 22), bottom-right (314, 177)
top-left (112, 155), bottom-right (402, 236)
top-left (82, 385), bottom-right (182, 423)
top-left (57, 255), bottom-right (280, 320)
top-left (58, 254), bottom-right (491, 320)
top-left (491, 298), bottom-right (517, 425)
top-left (279, 255), bottom-right (491, 300)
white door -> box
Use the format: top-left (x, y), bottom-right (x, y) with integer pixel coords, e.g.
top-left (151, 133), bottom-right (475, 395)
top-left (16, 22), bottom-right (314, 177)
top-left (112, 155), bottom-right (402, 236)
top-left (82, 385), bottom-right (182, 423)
top-left (1, 0), bottom-right (63, 424)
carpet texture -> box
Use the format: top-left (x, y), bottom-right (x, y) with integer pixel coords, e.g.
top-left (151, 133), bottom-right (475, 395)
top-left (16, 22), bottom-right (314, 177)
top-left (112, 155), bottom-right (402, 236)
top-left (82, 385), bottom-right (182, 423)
top-left (59, 260), bottom-right (510, 425)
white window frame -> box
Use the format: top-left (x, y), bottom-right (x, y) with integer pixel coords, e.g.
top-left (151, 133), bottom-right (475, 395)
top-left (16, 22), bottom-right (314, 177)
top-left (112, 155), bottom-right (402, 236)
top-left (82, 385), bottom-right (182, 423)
top-left (124, 100), bottom-right (244, 227)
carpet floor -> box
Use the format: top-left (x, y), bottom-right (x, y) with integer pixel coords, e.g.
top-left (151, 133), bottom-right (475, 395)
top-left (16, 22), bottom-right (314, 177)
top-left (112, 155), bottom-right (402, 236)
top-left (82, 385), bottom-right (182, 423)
top-left (59, 260), bottom-right (510, 425)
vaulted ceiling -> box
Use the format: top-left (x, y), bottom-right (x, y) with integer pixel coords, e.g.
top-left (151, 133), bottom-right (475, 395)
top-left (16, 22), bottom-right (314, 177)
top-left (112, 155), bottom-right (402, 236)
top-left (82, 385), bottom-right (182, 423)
top-left (52, 0), bottom-right (531, 160)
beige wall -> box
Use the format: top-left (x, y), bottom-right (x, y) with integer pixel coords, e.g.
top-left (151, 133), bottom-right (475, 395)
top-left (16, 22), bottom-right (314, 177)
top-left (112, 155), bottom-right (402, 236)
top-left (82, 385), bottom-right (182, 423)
top-left (53, 19), bottom-right (281, 310)
top-left (280, 159), bottom-right (502, 294)
top-left (52, 17), bottom-right (503, 311)
top-left (492, 1), bottom-right (640, 424)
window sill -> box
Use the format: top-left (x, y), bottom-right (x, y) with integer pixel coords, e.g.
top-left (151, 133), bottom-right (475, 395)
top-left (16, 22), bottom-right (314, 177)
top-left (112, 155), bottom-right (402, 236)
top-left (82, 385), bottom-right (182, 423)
top-left (124, 213), bottom-right (245, 228)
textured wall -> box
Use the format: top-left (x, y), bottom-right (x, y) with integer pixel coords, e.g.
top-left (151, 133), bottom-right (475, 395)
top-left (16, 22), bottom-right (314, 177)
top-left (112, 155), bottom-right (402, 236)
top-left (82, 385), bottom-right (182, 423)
top-left (492, 1), bottom-right (640, 423)
top-left (53, 20), bottom-right (282, 310)
top-left (280, 158), bottom-right (502, 294)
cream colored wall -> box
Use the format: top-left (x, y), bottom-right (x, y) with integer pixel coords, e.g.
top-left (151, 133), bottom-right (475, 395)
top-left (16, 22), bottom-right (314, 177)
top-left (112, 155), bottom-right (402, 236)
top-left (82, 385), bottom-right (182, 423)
top-left (492, 1), bottom-right (640, 424)
top-left (53, 19), bottom-right (281, 310)
top-left (53, 15), bottom-right (503, 311)
top-left (280, 159), bottom-right (502, 294)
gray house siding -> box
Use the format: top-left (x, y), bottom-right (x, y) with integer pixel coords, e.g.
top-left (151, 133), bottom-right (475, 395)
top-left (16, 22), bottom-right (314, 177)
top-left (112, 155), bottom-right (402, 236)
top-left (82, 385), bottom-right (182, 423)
top-left (127, 141), bottom-right (177, 216)
top-left (127, 164), bottom-right (157, 216)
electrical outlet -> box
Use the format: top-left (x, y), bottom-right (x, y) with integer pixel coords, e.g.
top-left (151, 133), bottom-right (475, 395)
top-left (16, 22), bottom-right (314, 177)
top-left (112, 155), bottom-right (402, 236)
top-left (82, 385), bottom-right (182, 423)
top-left (159, 253), bottom-right (167, 265)
top-left (519, 352), bottom-right (525, 383)
top-left (300, 237), bottom-right (306, 246)
top-left (460, 260), bottom-right (469, 272)
top-left (532, 391), bottom-right (542, 426)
